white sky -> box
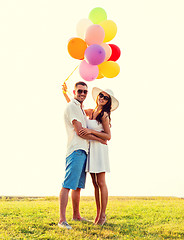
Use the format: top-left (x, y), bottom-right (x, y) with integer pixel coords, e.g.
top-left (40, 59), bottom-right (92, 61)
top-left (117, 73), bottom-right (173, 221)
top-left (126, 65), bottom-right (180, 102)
top-left (0, 0), bottom-right (184, 197)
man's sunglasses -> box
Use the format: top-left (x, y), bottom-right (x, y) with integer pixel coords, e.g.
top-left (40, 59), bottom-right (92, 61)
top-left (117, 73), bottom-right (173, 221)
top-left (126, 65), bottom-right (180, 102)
top-left (77, 89), bottom-right (88, 94)
top-left (99, 92), bottom-right (109, 101)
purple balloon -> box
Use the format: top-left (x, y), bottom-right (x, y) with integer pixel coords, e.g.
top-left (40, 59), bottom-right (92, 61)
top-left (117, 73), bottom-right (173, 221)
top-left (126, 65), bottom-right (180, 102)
top-left (85, 44), bottom-right (105, 65)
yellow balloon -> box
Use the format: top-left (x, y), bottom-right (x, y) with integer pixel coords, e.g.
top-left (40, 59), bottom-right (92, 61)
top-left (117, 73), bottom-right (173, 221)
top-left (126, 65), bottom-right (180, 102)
top-left (98, 61), bottom-right (120, 78)
top-left (99, 20), bottom-right (117, 42)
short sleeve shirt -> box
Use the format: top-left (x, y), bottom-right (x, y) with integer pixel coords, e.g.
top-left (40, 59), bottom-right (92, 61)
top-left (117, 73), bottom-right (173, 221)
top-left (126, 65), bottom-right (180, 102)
top-left (64, 98), bottom-right (89, 157)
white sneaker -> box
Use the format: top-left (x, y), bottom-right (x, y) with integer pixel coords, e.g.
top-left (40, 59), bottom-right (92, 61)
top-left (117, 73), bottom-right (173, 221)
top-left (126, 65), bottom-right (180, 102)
top-left (58, 221), bottom-right (72, 229)
top-left (72, 217), bottom-right (88, 222)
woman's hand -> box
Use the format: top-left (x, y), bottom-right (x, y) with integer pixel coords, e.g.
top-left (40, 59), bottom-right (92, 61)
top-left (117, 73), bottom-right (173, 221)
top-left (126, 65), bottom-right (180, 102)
top-left (79, 128), bottom-right (92, 136)
top-left (99, 139), bottom-right (107, 145)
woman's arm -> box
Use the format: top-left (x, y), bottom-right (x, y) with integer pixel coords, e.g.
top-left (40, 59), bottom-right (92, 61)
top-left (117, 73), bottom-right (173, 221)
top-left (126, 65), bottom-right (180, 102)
top-left (84, 109), bottom-right (93, 117)
top-left (79, 112), bottom-right (111, 141)
top-left (62, 83), bottom-right (71, 103)
top-left (73, 120), bottom-right (107, 145)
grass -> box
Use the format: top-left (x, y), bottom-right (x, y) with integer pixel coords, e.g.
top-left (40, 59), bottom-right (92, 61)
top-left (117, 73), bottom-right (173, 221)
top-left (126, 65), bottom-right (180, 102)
top-left (0, 196), bottom-right (184, 239)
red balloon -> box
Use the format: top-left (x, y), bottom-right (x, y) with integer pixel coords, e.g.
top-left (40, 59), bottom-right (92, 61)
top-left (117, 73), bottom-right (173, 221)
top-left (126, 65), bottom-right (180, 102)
top-left (108, 44), bottom-right (121, 61)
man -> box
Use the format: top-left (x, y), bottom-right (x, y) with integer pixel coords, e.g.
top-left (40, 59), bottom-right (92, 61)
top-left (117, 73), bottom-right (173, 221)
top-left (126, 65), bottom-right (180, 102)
top-left (58, 81), bottom-right (106, 229)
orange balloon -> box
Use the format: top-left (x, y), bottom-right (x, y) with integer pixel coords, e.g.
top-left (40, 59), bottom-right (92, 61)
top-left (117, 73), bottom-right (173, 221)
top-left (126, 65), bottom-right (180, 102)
top-left (67, 38), bottom-right (87, 60)
top-left (96, 71), bottom-right (104, 79)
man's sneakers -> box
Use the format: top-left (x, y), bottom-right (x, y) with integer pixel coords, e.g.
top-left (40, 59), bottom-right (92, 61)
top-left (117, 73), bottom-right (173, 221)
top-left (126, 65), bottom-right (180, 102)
top-left (72, 217), bottom-right (88, 222)
top-left (58, 217), bottom-right (88, 229)
top-left (58, 221), bottom-right (72, 229)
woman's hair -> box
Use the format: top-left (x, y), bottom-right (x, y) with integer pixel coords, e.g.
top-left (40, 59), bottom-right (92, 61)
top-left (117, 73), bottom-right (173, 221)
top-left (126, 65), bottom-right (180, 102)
top-left (95, 94), bottom-right (112, 126)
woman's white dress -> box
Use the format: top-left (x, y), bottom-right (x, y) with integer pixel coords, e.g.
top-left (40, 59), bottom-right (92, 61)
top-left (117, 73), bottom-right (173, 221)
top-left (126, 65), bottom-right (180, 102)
top-left (86, 119), bottom-right (110, 173)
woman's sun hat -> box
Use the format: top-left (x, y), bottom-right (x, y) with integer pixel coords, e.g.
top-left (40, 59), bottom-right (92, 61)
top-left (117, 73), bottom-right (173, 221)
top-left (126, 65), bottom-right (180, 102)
top-left (92, 87), bottom-right (119, 111)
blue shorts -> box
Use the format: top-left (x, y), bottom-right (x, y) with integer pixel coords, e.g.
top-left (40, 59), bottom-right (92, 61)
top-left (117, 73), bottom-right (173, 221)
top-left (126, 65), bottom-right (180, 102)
top-left (62, 150), bottom-right (87, 190)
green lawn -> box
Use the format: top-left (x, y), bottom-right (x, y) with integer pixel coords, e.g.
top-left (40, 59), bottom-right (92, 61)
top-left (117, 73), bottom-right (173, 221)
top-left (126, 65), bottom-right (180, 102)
top-left (0, 196), bottom-right (184, 239)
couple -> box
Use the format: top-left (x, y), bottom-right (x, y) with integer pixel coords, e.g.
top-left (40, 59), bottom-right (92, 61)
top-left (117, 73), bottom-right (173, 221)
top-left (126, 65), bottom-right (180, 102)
top-left (58, 81), bottom-right (119, 229)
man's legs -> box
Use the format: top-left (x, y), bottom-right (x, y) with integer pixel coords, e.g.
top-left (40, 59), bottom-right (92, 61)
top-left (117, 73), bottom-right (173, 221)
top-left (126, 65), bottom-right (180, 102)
top-left (71, 150), bottom-right (87, 220)
top-left (59, 187), bottom-right (70, 223)
top-left (60, 150), bottom-right (87, 223)
top-left (71, 188), bottom-right (82, 219)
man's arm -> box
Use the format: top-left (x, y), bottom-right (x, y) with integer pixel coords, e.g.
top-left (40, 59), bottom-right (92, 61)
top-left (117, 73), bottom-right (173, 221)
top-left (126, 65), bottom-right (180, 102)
top-left (72, 120), bottom-right (107, 145)
top-left (62, 83), bottom-right (71, 103)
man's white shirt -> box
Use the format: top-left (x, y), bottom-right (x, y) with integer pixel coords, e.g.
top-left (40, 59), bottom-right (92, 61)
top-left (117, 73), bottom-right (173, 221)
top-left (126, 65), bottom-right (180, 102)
top-left (64, 98), bottom-right (89, 157)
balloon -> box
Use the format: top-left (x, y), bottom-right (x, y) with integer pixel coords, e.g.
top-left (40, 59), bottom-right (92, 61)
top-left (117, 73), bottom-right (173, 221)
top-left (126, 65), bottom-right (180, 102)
top-left (99, 20), bottom-right (117, 42)
top-left (79, 60), bottom-right (99, 81)
top-left (108, 44), bottom-right (121, 61)
top-left (85, 44), bottom-right (105, 65)
top-left (76, 18), bottom-right (93, 39)
top-left (88, 7), bottom-right (107, 24)
top-left (101, 43), bottom-right (112, 61)
top-left (67, 38), bottom-right (87, 60)
top-left (85, 24), bottom-right (105, 45)
top-left (98, 61), bottom-right (120, 78)
top-left (96, 71), bottom-right (104, 79)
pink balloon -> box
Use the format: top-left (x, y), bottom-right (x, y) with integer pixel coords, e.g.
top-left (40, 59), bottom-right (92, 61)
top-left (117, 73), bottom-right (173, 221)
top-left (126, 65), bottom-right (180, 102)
top-left (79, 60), bottom-right (99, 81)
top-left (85, 44), bottom-right (105, 65)
top-left (85, 24), bottom-right (105, 45)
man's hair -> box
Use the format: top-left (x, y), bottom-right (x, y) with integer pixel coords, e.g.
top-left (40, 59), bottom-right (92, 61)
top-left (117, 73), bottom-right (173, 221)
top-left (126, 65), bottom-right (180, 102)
top-left (75, 81), bottom-right (88, 89)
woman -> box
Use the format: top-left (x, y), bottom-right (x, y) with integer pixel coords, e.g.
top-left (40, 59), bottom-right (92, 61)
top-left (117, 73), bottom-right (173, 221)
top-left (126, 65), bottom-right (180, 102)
top-left (62, 83), bottom-right (119, 225)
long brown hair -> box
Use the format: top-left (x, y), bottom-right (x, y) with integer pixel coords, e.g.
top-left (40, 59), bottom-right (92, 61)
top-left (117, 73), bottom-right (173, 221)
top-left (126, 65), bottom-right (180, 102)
top-left (95, 94), bottom-right (112, 125)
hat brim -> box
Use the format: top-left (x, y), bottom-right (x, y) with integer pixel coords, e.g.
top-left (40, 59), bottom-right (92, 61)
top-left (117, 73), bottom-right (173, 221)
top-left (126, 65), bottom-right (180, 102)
top-left (92, 87), bottom-right (119, 111)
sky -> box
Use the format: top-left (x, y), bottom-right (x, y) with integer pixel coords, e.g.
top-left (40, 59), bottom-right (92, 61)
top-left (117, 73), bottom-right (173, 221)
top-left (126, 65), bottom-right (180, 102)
top-left (0, 0), bottom-right (184, 197)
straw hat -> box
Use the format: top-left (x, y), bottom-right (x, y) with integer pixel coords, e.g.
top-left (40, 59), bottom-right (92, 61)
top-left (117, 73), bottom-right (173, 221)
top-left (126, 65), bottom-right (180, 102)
top-left (92, 87), bottom-right (119, 111)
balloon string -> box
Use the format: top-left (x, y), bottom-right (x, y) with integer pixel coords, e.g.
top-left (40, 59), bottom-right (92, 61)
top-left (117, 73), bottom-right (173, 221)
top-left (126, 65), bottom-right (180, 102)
top-left (63, 65), bottom-right (79, 84)
top-left (63, 65), bottom-right (79, 96)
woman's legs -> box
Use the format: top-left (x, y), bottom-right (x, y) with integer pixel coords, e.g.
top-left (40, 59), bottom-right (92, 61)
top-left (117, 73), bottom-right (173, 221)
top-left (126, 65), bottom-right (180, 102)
top-left (90, 173), bottom-right (100, 223)
top-left (96, 172), bottom-right (108, 225)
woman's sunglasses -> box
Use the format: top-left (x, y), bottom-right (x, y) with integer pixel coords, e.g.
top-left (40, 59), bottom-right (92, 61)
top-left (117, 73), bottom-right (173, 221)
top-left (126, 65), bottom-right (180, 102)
top-left (77, 89), bottom-right (88, 94)
top-left (98, 92), bottom-right (110, 101)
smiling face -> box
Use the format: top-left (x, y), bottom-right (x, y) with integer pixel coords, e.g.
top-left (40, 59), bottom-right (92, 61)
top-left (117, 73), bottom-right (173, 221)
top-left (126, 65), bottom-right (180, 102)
top-left (73, 84), bottom-right (88, 103)
top-left (97, 91), bottom-right (110, 107)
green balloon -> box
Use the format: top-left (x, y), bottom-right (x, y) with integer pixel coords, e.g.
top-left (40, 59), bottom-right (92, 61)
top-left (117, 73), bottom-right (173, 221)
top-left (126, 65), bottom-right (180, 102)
top-left (89, 7), bottom-right (107, 24)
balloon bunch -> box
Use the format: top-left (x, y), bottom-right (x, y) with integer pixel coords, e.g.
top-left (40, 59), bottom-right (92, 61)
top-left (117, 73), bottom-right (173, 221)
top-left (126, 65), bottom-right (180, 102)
top-left (67, 7), bottom-right (121, 81)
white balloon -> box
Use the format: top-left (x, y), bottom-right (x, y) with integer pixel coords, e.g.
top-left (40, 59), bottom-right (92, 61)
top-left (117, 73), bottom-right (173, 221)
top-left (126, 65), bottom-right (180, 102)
top-left (76, 18), bottom-right (93, 39)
